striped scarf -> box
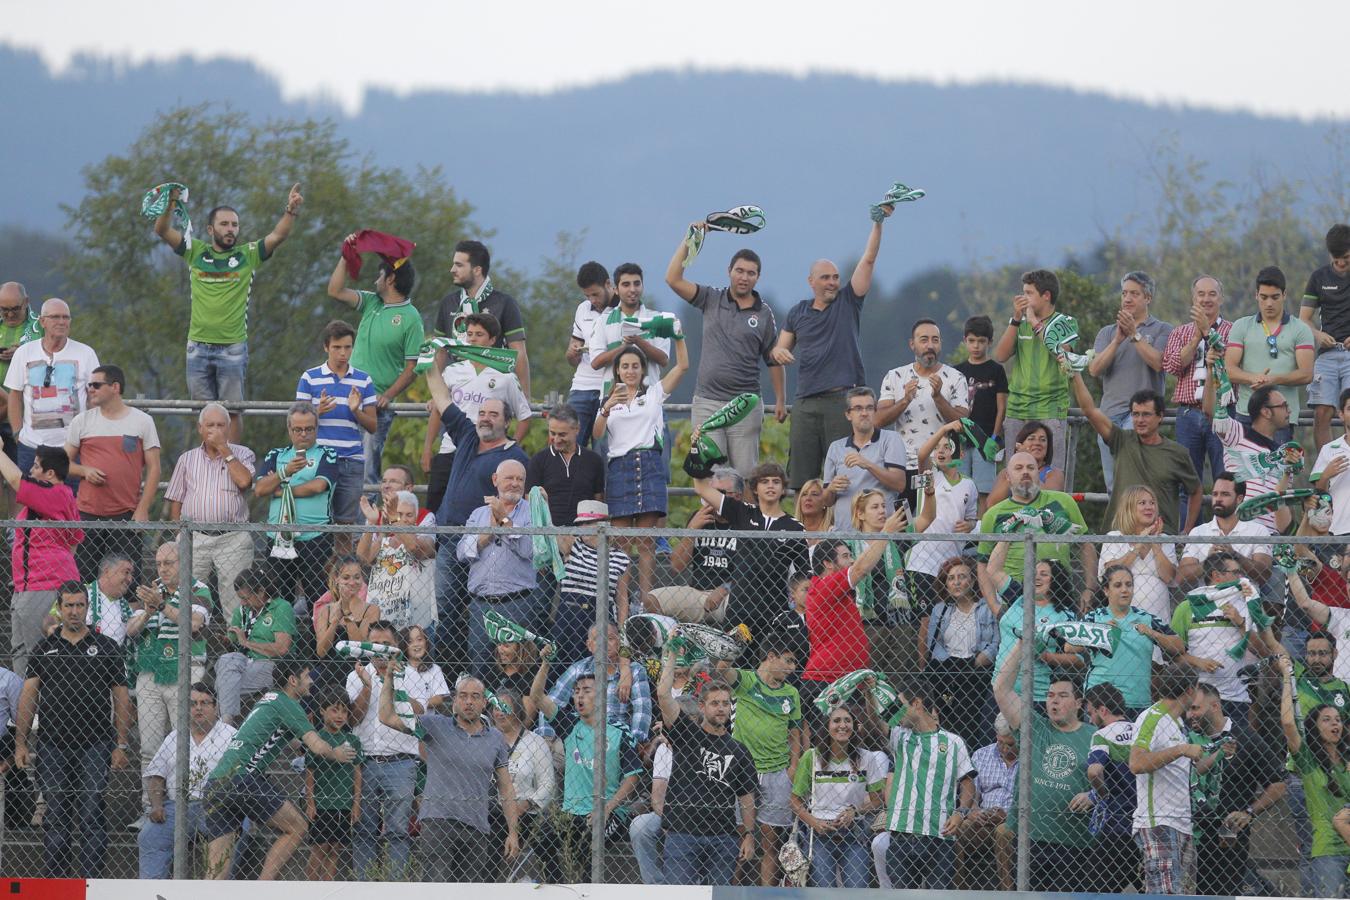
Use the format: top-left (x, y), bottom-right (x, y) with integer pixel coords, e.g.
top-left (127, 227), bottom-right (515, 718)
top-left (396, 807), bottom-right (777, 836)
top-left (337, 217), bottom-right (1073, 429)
top-left (334, 640), bottom-right (423, 737)
top-left (270, 480), bottom-right (299, 559)
top-left (529, 487), bottom-right (566, 580)
top-left (414, 338), bottom-right (518, 375)
top-left (846, 539), bottom-right (907, 620)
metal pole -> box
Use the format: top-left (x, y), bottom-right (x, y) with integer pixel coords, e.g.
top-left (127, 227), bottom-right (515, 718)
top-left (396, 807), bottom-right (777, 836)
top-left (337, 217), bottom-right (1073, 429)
top-left (173, 522), bottom-right (194, 878)
top-left (590, 526), bottom-right (610, 883)
top-left (1064, 419), bottom-right (1078, 494)
top-left (1016, 532), bottom-right (1036, 892)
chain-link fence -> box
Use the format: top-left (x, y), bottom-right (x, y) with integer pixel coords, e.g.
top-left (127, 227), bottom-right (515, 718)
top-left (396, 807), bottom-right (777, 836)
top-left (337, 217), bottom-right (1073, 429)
top-left (3, 519), bottom-right (1347, 893)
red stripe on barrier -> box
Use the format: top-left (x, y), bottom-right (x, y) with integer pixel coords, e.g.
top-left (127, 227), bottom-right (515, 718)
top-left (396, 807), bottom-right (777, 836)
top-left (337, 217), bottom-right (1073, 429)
top-left (3, 881), bottom-right (86, 900)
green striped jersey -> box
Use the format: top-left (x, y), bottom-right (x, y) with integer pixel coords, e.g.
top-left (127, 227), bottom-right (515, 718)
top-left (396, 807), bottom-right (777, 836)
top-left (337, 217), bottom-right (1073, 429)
top-left (1131, 702), bottom-right (1193, 834)
top-left (885, 725), bottom-right (973, 838)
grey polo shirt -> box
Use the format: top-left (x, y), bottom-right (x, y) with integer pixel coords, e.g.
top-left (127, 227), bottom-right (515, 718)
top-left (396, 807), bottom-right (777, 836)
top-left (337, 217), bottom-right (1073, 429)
top-left (822, 429), bottom-right (909, 525)
top-left (1092, 316), bottom-right (1174, 418)
top-left (783, 284), bottom-right (866, 398)
top-left (419, 713), bottom-right (509, 832)
top-left (685, 284), bottom-right (779, 401)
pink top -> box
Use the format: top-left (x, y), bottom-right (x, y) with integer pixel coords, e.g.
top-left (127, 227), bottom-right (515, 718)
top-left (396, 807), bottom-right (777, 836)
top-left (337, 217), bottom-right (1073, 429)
top-left (14, 478), bottom-right (82, 591)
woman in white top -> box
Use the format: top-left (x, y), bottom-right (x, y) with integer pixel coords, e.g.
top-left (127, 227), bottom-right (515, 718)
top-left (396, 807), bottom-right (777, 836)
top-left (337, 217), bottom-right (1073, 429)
top-left (1098, 484), bottom-right (1177, 623)
top-left (789, 704), bottom-right (888, 888)
top-left (398, 624), bottom-right (450, 713)
top-left (490, 686), bottom-right (555, 836)
top-left (358, 491), bottom-right (437, 631)
top-left (593, 333), bottom-right (690, 599)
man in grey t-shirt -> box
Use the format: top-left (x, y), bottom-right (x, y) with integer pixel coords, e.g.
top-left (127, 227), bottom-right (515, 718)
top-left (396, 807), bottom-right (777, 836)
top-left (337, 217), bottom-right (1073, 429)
top-left (379, 670), bottom-right (519, 881)
top-left (772, 207), bottom-right (894, 490)
top-left (1088, 270), bottom-right (1173, 491)
top-left (667, 227), bottom-right (785, 477)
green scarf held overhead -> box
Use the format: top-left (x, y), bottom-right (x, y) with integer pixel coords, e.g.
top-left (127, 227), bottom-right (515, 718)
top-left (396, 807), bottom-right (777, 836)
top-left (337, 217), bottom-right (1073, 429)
top-left (141, 182), bottom-right (191, 242)
top-left (333, 640), bottom-right (423, 738)
top-left (957, 418), bottom-right (1001, 463)
top-left (528, 487), bottom-right (566, 580)
top-left (414, 337), bottom-right (518, 375)
top-left (869, 181), bottom-right (926, 222)
top-left (813, 668), bottom-right (907, 725)
top-left (1041, 312), bottom-right (1094, 373)
top-left (599, 309), bottom-right (684, 394)
top-left (482, 609), bottom-right (549, 647)
top-left (1236, 488), bottom-right (1314, 523)
top-left (683, 205), bottom-right (767, 268)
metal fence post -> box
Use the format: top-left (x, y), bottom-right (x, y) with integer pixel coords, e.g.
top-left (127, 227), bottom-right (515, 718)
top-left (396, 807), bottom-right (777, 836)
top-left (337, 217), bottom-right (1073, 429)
top-left (174, 521), bottom-right (194, 878)
top-left (591, 525), bottom-right (610, 883)
top-left (1016, 532), bottom-right (1036, 892)
top-left (1064, 416), bottom-right (1079, 494)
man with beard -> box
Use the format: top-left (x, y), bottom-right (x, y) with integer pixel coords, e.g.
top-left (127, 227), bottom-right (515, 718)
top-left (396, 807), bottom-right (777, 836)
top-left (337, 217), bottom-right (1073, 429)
top-left (458, 459), bottom-right (538, 674)
top-left (152, 184), bottom-right (303, 442)
top-left (876, 318), bottom-right (969, 494)
top-left (976, 451), bottom-right (1095, 609)
top-left (1186, 681), bottom-right (1286, 897)
top-left (526, 404), bottom-right (605, 526)
top-left (428, 352), bottom-right (529, 668)
top-left (690, 461), bottom-right (808, 649)
top-left (434, 239), bottom-right (531, 399)
top-left (1177, 473), bottom-right (1273, 589)
top-left (772, 208), bottom-right (893, 490)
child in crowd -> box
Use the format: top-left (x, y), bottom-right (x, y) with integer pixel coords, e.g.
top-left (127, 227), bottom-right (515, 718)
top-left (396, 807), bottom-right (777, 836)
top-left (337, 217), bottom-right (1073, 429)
top-left (954, 315), bottom-right (1007, 514)
top-left (305, 688), bottom-right (364, 880)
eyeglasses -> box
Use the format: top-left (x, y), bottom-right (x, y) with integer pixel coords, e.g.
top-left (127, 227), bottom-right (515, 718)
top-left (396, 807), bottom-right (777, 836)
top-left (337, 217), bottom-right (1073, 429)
top-left (289, 425), bottom-right (317, 434)
top-left (848, 404), bottom-right (877, 413)
top-left (1266, 334), bottom-right (1279, 358)
top-left (1265, 401), bottom-right (1289, 412)
top-left (41, 314), bottom-right (70, 322)
top-left (0, 305), bottom-right (23, 314)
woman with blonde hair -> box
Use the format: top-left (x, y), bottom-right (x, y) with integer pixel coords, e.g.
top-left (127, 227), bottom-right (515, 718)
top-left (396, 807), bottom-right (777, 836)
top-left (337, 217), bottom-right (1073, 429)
top-left (1098, 484), bottom-right (1176, 623)
top-left (795, 477), bottom-right (835, 536)
top-left (848, 489), bottom-right (917, 675)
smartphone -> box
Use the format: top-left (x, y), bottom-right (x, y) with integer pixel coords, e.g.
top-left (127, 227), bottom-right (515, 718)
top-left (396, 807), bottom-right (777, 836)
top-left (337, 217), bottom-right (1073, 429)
top-left (898, 499), bottom-right (912, 521)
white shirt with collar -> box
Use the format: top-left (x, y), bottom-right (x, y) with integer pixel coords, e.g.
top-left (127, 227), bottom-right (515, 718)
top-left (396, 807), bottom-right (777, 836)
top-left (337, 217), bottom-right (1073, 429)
top-left (146, 720), bottom-right (238, 802)
top-left (347, 663), bottom-right (421, 757)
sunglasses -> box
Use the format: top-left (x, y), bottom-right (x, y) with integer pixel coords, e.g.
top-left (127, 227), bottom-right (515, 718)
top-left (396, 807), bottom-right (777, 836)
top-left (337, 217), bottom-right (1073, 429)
top-left (42, 365), bottom-right (54, 388)
top-left (87, 381), bottom-right (109, 391)
top-left (1266, 334), bottom-right (1279, 359)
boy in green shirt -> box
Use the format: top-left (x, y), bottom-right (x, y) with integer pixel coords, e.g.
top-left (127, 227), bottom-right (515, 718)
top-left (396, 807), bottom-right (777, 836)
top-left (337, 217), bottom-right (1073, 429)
top-left (305, 688), bottom-right (363, 881)
top-left (991, 268), bottom-right (1071, 467)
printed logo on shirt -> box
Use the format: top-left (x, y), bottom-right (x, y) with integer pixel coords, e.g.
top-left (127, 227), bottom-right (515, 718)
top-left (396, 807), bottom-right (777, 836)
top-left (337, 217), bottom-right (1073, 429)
top-left (391, 315), bottom-right (403, 326)
top-left (748, 316), bottom-right (759, 329)
top-left (700, 749), bottom-right (736, 786)
top-left (228, 257), bottom-right (239, 268)
top-left (1043, 742), bottom-right (1079, 779)
top-left (87, 645), bottom-right (99, 656)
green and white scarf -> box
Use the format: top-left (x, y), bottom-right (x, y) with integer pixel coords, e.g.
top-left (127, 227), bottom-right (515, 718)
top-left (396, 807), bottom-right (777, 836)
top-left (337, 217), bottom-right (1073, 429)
top-left (846, 539), bottom-right (907, 621)
top-left (414, 337), bottom-right (518, 375)
top-left (452, 278), bottom-right (495, 333)
top-left (683, 205), bottom-right (766, 268)
top-left (528, 487), bottom-right (566, 580)
top-left (869, 181), bottom-right (926, 222)
top-left (334, 640), bottom-right (424, 737)
top-left (483, 609), bottom-right (549, 647)
top-left (1050, 620), bottom-right (1120, 655)
top-left (141, 182), bottom-right (191, 243)
top-left (270, 481), bottom-right (299, 559)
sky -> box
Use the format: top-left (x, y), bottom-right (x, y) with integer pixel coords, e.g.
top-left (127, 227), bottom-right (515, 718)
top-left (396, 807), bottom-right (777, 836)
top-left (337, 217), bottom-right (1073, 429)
top-left (3, 0), bottom-right (1347, 121)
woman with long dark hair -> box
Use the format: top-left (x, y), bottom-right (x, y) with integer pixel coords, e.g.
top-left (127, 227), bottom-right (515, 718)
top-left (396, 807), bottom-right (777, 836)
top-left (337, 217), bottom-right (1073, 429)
top-left (1279, 654), bottom-right (1350, 897)
top-left (789, 704), bottom-right (888, 887)
top-left (983, 539), bottom-right (1082, 702)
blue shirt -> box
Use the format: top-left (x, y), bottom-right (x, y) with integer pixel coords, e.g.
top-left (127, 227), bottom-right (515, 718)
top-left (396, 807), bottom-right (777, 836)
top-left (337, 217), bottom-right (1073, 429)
top-left (436, 402), bottom-right (529, 526)
top-left (256, 445), bottom-right (339, 541)
top-left (1081, 606), bottom-right (1172, 710)
top-left (782, 283), bottom-right (866, 398)
top-left (456, 500), bottom-right (536, 596)
top-left (536, 656), bottom-right (652, 743)
top-left (295, 364), bottom-right (377, 459)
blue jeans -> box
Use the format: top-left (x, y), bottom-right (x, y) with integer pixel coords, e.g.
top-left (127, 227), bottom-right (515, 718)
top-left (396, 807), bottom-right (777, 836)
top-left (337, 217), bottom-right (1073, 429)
top-left (1311, 349), bottom-right (1350, 406)
top-left (469, 591), bottom-right (541, 678)
top-left (139, 799), bottom-right (252, 878)
top-left (886, 831), bottom-right (954, 890)
top-left (568, 389), bottom-right (602, 450)
top-left (1174, 405), bottom-right (1225, 486)
top-left (1097, 409), bottom-right (1133, 492)
top-left (332, 456), bottom-right (365, 524)
top-left (554, 597), bottom-right (598, 668)
top-left (663, 831), bottom-right (738, 885)
top-left (811, 825), bottom-right (872, 888)
top-left (36, 740), bottom-right (110, 877)
top-left (186, 340), bottom-right (247, 402)
top-left (1311, 853), bottom-right (1350, 898)
top-left (629, 811), bottom-right (665, 884)
top-left (958, 451), bottom-right (996, 494)
top-left (363, 406), bottom-right (397, 494)
top-left (353, 757), bottom-right (417, 879)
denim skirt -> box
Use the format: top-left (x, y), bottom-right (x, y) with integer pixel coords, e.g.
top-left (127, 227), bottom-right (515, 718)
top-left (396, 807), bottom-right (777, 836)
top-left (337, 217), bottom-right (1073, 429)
top-left (607, 448), bottom-right (667, 517)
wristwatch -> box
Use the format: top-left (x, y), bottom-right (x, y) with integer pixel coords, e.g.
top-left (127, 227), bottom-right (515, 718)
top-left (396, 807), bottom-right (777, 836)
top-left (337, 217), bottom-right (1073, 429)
top-left (499, 517), bottom-right (512, 526)
top-left (1130, 332), bottom-right (1142, 343)
top-left (224, 454), bottom-right (237, 464)
top-left (1009, 317), bottom-right (1023, 327)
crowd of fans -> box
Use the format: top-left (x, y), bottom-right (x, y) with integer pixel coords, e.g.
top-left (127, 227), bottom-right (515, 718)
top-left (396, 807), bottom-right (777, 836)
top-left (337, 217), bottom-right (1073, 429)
top-left (0, 189), bottom-right (1349, 893)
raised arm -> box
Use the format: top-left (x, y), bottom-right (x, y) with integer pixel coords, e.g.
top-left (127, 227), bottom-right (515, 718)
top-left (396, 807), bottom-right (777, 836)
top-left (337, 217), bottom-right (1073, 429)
top-left (1287, 571), bottom-right (1330, 629)
top-left (261, 184), bottom-right (303, 257)
top-left (656, 640), bottom-right (683, 728)
top-left (326, 251), bottom-right (361, 308)
top-left (850, 213), bottom-right (889, 297)
top-left (0, 443), bottom-right (23, 492)
top-left (1069, 374), bottom-right (1113, 440)
top-left (1277, 655), bottom-right (1301, 756)
top-left (529, 647), bottom-right (559, 721)
top-left (665, 224), bottom-right (702, 303)
top-left (992, 297), bottom-right (1026, 364)
top-left (993, 637), bottom-right (1026, 730)
top-left (659, 332), bottom-right (690, 396)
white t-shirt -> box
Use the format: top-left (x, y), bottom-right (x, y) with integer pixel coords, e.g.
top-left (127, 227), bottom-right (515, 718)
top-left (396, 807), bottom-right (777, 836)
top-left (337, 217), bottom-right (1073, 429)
top-left (878, 363), bottom-right (967, 461)
top-left (568, 299), bottom-right (610, 392)
top-left (368, 510), bottom-right (438, 631)
top-left (800, 747), bottom-right (890, 821)
top-left (346, 664), bottom-right (421, 756)
top-left (605, 380), bottom-right (667, 459)
top-left (587, 304), bottom-right (674, 393)
top-left (146, 720), bottom-right (237, 801)
top-left (1178, 591), bottom-right (1254, 702)
top-left (437, 361), bottom-right (534, 454)
top-left (399, 662), bottom-right (451, 711)
top-left (1181, 518), bottom-right (1274, 560)
top-left (908, 473), bottom-right (978, 575)
top-left (3, 338), bottom-right (101, 447)
top-left (1098, 531), bottom-right (1179, 624)
top-left (1132, 703), bottom-right (1193, 834)
top-left (1323, 607), bottom-right (1350, 684)
top-left (1313, 437), bottom-right (1350, 535)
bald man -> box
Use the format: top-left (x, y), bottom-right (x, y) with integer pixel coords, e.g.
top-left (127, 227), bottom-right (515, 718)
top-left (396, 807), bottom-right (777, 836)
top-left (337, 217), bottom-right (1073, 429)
top-left (773, 208), bottom-right (893, 489)
top-left (457, 457), bottom-right (540, 673)
top-left (4, 298), bottom-right (100, 477)
top-left (0, 282), bottom-right (43, 462)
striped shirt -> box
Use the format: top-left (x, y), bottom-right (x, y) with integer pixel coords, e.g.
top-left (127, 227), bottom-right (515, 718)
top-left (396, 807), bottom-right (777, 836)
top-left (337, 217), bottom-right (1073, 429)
top-left (1131, 702), bottom-right (1193, 834)
top-left (886, 725), bottom-right (973, 838)
top-left (295, 364), bottom-right (377, 458)
top-left (1212, 414), bottom-right (1281, 531)
top-left (164, 443), bottom-right (256, 523)
top-left (1161, 317), bottom-right (1232, 407)
top-left (558, 537), bottom-right (631, 607)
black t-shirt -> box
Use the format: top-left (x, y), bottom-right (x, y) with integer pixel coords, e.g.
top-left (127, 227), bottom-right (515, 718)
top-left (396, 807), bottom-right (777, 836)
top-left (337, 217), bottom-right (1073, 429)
top-left (718, 497), bottom-right (809, 644)
top-left (27, 629), bottom-right (125, 747)
top-left (663, 712), bottom-right (758, 836)
top-left (526, 446), bottom-right (606, 526)
top-left (434, 289), bottom-right (527, 346)
top-left (1303, 264), bottom-right (1350, 344)
top-left (1200, 726), bottom-right (1285, 832)
top-left (955, 359), bottom-right (1009, 435)
top-left (683, 517), bottom-right (737, 592)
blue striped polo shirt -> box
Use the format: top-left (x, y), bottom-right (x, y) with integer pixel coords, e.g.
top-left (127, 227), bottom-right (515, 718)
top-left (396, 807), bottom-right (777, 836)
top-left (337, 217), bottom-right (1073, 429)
top-left (295, 363), bottom-right (377, 459)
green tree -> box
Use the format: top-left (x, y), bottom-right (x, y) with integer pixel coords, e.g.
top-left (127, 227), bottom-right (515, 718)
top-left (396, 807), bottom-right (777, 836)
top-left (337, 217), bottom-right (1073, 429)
top-left (61, 105), bottom-right (476, 460)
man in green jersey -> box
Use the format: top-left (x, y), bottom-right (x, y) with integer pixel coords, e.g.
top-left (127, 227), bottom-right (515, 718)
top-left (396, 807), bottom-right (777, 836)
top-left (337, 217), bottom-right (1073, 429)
top-left (994, 637), bottom-right (1096, 892)
top-left (717, 632), bottom-right (803, 886)
top-left (0, 281), bottom-right (42, 463)
top-left (202, 658), bottom-right (356, 880)
top-left (992, 268), bottom-right (1070, 465)
top-left (976, 451), bottom-right (1097, 608)
top-left (152, 183), bottom-right (303, 442)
